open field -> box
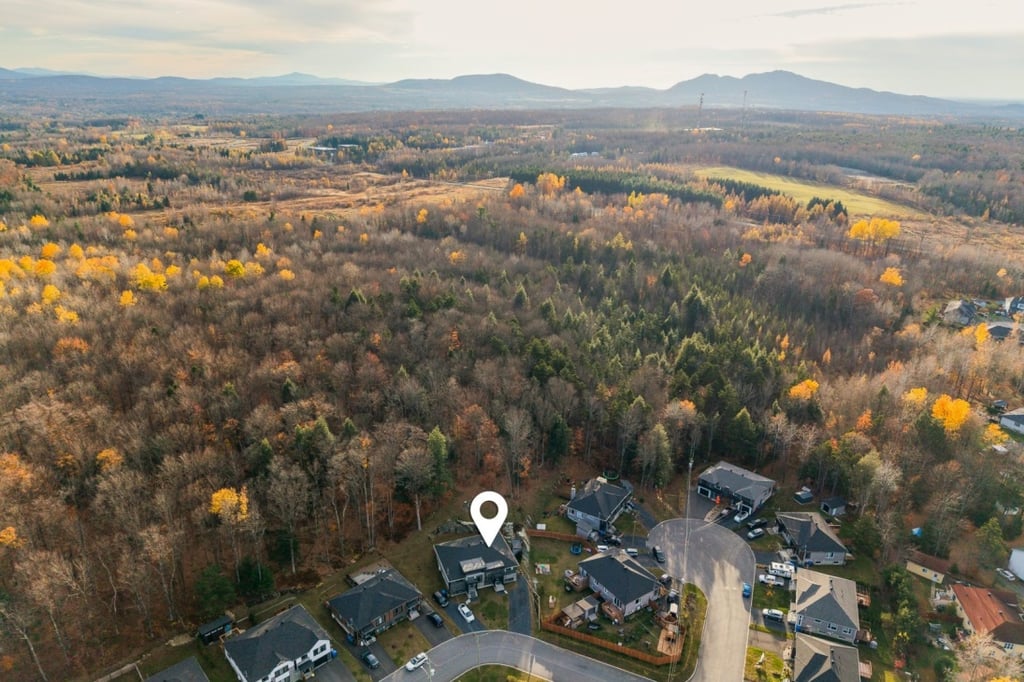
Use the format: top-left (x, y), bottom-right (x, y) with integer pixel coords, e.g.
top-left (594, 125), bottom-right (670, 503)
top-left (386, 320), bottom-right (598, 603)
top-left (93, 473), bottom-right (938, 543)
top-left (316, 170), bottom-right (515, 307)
top-left (694, 165), bottom-right (922, 218)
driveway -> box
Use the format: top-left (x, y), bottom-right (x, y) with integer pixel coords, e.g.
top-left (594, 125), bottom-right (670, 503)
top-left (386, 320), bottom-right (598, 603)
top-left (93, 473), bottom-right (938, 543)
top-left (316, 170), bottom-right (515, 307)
top-left (443, 599), bottom-right (487, 633)
top-left (314, 656), bottom-right (358, 682)
top-left (342, 638), bottom-right (396, 680)
top-left (380, 631), bottom-right (653, 682)
top-left (412, 608), bottom-right (455, 647)
top-left (508, 574), bottom-right (532, 634)
top-left (649, 517), bottom-right (756, 682)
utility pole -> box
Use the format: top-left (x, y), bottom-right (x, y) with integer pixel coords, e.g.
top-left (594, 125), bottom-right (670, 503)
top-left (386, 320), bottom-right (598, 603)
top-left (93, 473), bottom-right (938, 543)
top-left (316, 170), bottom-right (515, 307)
top-left (697, 93), bottom-right (704, 130)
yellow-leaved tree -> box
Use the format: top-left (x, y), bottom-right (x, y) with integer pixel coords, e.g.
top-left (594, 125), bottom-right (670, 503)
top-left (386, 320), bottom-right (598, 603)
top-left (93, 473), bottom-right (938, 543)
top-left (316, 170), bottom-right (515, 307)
top-left (536, 172), bottom-right (566, 196)
top-left (983, 423), bottom-right (1009, 446)
top-left (931, 394), bottom-right (971, 433)
top-left (848, 217), bottom-right (900, 244)
top-left (788, 379), bottom-right (820, 401)
top-left (879, 267), bottom-right (904, 286)
top-left (902, 387), bottom-right (928, 407)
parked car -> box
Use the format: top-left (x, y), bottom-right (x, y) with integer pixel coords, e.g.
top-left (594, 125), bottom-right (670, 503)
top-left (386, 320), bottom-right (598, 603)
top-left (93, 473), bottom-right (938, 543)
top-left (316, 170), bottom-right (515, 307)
top-left (997, 568), bottom-right (1017, 581)
top-left (586, 621), bottom-right (602, 630)
top-left (625, 547), bottom-right (639, 557)
top-left (596, 544), bottom-right (609, 552)
top-left (747, 518), bottom-right (768, 530)
top-left (652, 545), bottom-right (666, 563)
top-left (733, 508), bottom-right (751, 524)
top-left (433, 589), bottom-right (449, 607)
top-left (427, 612), bottom-right (444, 627)
top-left (361, 650), bottom-right (380, 669)
top-left (758, 574), bottom-right (784, 586)
top-left (458, 603), bottom-right (476, 622)
top-left (747, 528), bottom-right (766, 540)
top-left (742, 582), bottom-right (752, 598)
top-left (762, 608), bottom-right (785, 622)
top-left (405, 652), bottom-right (428, 671)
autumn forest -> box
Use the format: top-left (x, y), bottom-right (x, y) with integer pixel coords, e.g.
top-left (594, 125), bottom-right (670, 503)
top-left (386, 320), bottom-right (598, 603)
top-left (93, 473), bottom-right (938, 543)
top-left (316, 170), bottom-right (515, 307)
top-left (1, 107), bottom-right (1024, 679)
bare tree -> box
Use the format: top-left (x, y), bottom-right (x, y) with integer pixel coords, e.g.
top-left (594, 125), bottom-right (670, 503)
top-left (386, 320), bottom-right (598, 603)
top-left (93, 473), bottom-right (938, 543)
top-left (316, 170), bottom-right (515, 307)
top-left (263, 459), bottom-right (311, 575)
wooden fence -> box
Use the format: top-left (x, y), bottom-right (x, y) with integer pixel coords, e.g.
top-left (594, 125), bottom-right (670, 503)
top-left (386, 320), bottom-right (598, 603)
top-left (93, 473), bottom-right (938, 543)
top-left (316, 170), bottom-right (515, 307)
top-left (540, 617), bottom-right (680, 666)
top-left (525, 528), bottom-right (587, 544)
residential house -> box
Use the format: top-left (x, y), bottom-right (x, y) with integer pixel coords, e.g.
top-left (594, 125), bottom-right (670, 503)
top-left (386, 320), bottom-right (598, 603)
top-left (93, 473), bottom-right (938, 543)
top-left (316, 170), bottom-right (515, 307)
top-left (696, 461), bottom-right (776, 515)
top-left (434, 534), bottom-right (518, 598)
top-left (578, 549), bottom-right (660, 620)
top-left (146, 656), bottom-right (210, 682)
top-left (951, 584), bottom-right (1024, 653)
top-left (820, 497), bottom-right (847, 517)
top-left (791, 633), bottom-right (862, 682)
top-left (1009, 549), bottom-right (1024, 581)
top-left (791, 569), bottom-right (860, 644)
top-left (777, 512), bottom-right (849, 566)
top-left (944, 299), bottom-right (978, 327)
top-left (906, 550), bottom-right (951, 585)
top-left (565, 478), bottom-right (631, 536)
top-left (1005, 297), bottom-right (1024, 317)
top-left (325, 568), bottom-right (422, 645)
top-left (987, 321), bottom-right (1018, 342)
top-left (1001, 409), bottom-right (1024, 436)
top-left (224, 605), bottom-right (333, 682)
top-left (197, 614), bottom-right (233, 645)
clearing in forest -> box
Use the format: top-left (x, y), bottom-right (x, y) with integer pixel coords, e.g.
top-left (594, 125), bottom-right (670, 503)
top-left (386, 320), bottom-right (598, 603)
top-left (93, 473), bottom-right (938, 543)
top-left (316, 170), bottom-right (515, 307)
top-left (694, 165), bottom-right (922, 218)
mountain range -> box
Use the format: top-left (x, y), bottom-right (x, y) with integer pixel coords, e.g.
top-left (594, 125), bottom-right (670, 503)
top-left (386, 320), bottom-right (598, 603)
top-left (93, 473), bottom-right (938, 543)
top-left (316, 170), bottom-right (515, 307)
top-left (1, 68), bottom-right (1021, 119)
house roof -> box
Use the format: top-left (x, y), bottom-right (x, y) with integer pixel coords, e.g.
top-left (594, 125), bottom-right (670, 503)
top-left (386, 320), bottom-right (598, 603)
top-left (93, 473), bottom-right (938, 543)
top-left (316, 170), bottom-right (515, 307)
top-left (698, 461), bottom-right (775, 502)
top-left (434, 534), bottom-right (518, 583)
top-left (579, 550), bottom-right (659, 605)
top-left (326, 568), bottom-right (421, 634)
top-left (987, 322), bottom-right (1016, 341)
top-left (1001, 408), bottom-right (1024, 426)
top-left (794, 570), bottom-right (860, 632)
top-left (145, 656), bottom-right (211, 682)
top-left (820, 496), bottom-right (846, 509)
top-left (906, 550), bottom-right (951, 576)
top-left (793, 633), bottom-right (861, 682)
top-left (224, 605), bottom-right (329, 682)
top-left (945, 299), bottom-right (976, 315)
top-left (777, 512), bottom-right (847, 555)
top-left (952, 585), bottom-right (1024, 645)
top-left (566, 480), bottom-right (630, 522)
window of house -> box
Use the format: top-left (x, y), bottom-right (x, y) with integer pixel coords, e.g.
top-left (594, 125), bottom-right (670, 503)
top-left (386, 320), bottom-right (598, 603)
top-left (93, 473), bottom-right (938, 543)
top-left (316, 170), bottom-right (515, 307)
top-left (813, 618), bottom-right (822, 625)
top-left (828, 623), bottom-right (838, 631)
top-left (1005, 642), bottom-right (1015, 651)
top-left (843, 627), bottom-right (853, 635)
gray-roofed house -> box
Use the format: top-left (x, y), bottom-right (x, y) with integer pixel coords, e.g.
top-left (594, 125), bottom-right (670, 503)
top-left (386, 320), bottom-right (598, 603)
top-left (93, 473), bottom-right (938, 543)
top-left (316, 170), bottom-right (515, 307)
top-left (943, 299), bottom-right (977, 326)
top-left (146, 656), bottom-right (211, 682)
top-left (224, 605), bottom-right (333, 682)
top-left (791, 569), bottom-right (860, 644)
top-left (434, 534), bottom-right (518, 598)
top-left (696, 461), bottom-right (776, 515)
top-left (325, 568), bottom-right (422, 645)
top-left (1000, 408), bottom-right (1024, 436)
top-left (1005, 297), bottom-right (1024, 317)
top-left (578, 549), bottom-right (660, 620)
top-left (987, 321), bottom-right (1018, 342)
top-left (777, 512), bottom-right (849, 566)
top-left (820, 496), bottom-right (847, 517)
top-left (791, 633), bottom-right (862, 682)
top-left (565, 478), bottom-right (631, 536)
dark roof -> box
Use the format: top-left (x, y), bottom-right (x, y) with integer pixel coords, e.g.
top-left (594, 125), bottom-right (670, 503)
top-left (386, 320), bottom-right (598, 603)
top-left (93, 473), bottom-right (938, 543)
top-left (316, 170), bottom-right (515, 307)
top-left (794, 570), bottom-right (859, 631)
top-left (224, 605), bottom-right (329, 682)
top-left (793, 633), bottom-right (860, 682)
top-left (145, 656), bottom-right (211, 682)
top-left (906, 550), bottom-right (951, 576)
top-left (820, 496), bottom-right (845, 509)
top-left (434, 534), bottom-right (518, 582)
top-left (952, 585), bottom-right (1024, 645)
top-left (777, 512), bottom-right (846, 555)
top-left (579, 550), bottom-right (659, 604)
top-left (1002, 408), bottom-right (1024, 426)
top-left (326, 569), bottom-right (421, 633)
top-left (987, 322), bottom-right (1016, 341)
top-left (566, 480), bottom-right (630, 521)
top-left (698, 462), bottom-right (775, 502)
top-left (197, 614), bottom-right (232, 637)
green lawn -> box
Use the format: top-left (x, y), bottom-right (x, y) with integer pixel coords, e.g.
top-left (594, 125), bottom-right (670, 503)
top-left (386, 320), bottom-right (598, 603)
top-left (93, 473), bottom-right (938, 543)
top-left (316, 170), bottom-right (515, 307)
top-left (751, 581), bottom-right (791, 613)
top-left (694, 165), bottom-right (922, 218)
top-left (376, 621), bottom-right (432, 668)
top-left (744, 646), bottom-right (787, 682)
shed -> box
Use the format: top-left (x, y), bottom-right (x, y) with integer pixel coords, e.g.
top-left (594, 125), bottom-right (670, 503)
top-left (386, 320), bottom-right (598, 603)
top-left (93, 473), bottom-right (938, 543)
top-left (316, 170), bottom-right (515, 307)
top-left (197, 614), bottom-right (233, 645)
top-left (820, 496), bottom-right (847, 516)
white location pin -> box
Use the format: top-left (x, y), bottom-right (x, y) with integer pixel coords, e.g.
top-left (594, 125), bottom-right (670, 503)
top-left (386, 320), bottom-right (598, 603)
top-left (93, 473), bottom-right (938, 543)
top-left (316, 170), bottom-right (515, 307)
top-left (470, 491), bottom-right (508, 547)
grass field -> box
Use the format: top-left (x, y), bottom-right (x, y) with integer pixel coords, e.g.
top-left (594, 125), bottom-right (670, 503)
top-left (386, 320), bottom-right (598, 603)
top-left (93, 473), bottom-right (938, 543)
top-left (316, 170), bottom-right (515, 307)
top-left (694, 165), bottom-right (921, 218)
top-left (744, 646), bottom-right (787, 682)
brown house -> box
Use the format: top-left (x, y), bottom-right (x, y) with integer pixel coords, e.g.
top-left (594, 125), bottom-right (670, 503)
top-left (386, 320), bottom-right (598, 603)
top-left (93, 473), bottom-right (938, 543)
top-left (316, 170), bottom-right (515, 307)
top-left (951, 585), bottom-right (1024, 654)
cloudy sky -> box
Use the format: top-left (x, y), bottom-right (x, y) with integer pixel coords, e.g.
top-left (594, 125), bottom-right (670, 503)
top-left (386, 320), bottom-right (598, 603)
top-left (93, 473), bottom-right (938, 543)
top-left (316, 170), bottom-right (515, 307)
top-left (2, 0), bottom-right (1023, 99)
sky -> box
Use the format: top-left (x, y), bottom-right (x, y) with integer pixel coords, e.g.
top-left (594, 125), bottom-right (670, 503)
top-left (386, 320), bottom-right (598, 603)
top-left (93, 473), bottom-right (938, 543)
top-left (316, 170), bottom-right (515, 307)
top-left (2, 0), bottom-right (1024, 99)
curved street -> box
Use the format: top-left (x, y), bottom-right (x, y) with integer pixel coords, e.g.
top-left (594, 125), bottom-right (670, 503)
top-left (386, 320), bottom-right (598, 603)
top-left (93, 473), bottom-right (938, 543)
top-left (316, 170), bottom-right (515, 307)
top-left (380, 630), bottom-right (654, 681)
top-left (648, 518), bottom-right (756, 682)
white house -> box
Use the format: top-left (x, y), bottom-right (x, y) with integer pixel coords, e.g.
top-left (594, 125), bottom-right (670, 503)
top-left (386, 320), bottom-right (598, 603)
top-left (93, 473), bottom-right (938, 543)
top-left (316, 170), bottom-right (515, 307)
top-left (791, 570), bottom-right (860, 644)
top-left (1009, 548), bottom-right (1024, 581)
top-left (565, 478), bottom-right (631, 536)
top-left (224, 605), bottom-right (333, 682)
top-left (578, 550), bottom-right (660, 620)
top-left (1001, 409), bottom-right (1024, 436)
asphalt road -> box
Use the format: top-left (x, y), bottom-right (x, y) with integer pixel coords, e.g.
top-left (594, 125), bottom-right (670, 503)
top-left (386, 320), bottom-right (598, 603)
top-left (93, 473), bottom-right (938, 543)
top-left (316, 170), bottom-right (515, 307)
top-left (648, 518), bottom-right (756, 682)
top-left (508, 574), bottom-right (532, 634)
top-left (380, 631), bottom-right (654, 682)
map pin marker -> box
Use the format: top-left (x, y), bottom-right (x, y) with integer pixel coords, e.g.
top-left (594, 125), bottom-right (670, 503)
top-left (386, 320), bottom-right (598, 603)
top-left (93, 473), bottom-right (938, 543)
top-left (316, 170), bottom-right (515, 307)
top-left (470, 491), bottom-right (508, 547)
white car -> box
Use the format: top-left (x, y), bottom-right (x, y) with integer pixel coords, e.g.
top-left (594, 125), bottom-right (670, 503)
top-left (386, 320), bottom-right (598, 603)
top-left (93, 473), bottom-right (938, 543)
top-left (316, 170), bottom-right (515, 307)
top-left (758, 574), bottom-right (784, 586)
top-left (405, 652), bottom-right (428, 671)
top-left (747, 528), bottom-right (766, 540)
top-left (458, 603), bottom-right (476, 622)
top-left (734, 508), bottom-right (751, 524)
top-left (997, 568), bottom-right (1017, 581)
top-left (762, 608), bottom-right (785, 622)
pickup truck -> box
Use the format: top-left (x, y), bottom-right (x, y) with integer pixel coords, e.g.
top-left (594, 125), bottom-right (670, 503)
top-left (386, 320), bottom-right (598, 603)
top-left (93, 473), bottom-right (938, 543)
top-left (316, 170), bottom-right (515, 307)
top-left (758, 574), bottom-right (784, 587)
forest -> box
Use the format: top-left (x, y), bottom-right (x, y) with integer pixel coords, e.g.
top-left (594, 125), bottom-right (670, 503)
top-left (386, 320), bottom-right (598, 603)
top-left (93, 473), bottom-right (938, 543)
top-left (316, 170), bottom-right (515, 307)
top-left (0, 107), bottom-right (1023, 680)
